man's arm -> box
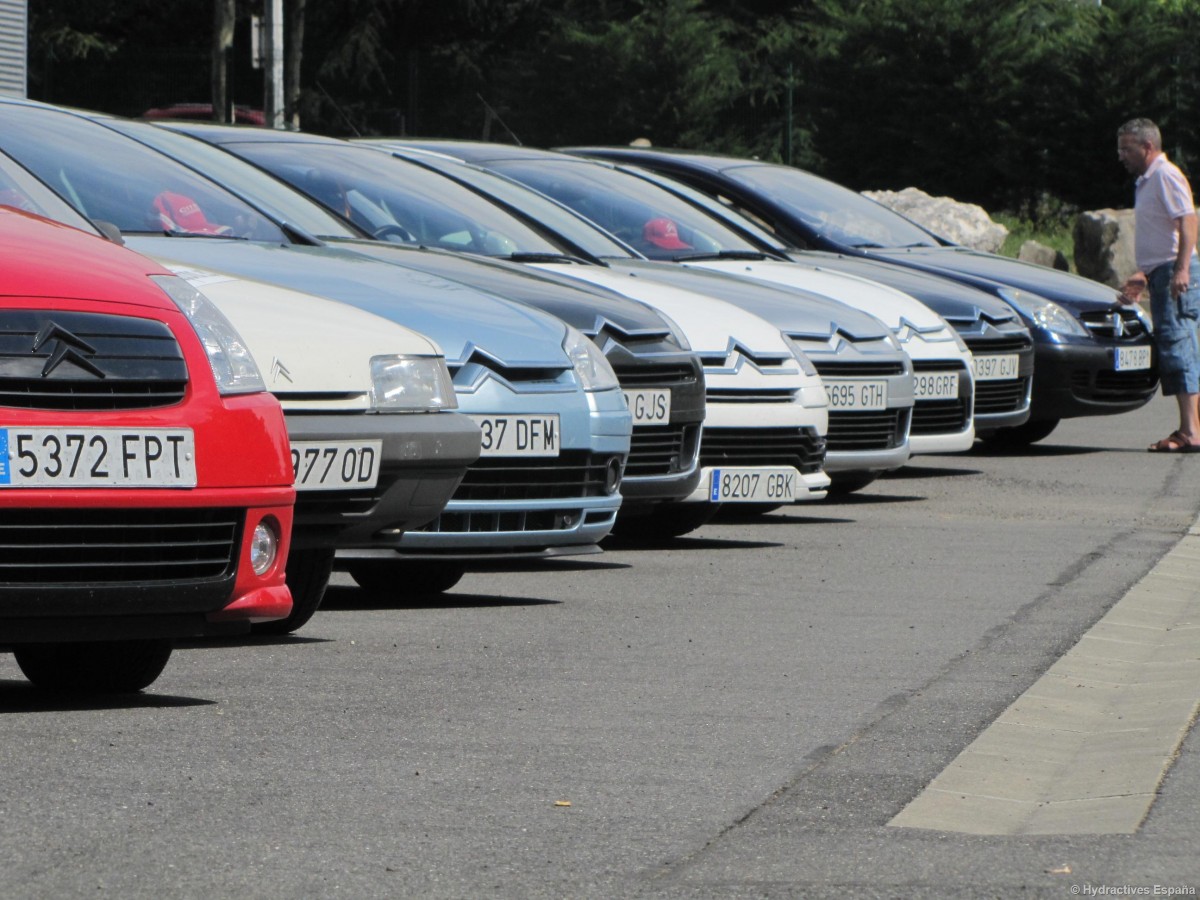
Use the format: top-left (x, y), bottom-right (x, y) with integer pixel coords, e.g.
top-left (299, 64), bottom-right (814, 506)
top-left (1172, 212), bottom-right (1198, 297)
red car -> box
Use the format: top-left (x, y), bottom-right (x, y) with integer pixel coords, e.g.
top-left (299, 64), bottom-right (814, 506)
top-left (0, 209), bottom-right (295, 692)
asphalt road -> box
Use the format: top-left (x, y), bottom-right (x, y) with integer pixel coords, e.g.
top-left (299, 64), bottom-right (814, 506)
top-left (2, 395), bottom-right (1199, 899)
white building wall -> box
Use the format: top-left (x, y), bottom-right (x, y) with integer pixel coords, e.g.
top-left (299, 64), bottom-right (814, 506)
top-left (0, 0), bottom-right (26, 99)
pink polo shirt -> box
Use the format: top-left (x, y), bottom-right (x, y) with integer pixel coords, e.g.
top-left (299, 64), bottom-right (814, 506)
top-left (1135, 152), bottom-right (1196, 272)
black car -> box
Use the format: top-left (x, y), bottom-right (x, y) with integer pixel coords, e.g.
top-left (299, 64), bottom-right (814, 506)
top-left (569, 147), bottom-right (1158, 445)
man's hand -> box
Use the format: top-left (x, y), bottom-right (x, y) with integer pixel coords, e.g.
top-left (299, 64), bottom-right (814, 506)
top-left (1119, 272), bottom-right (1148, 304)
top-left (1172, 267), bottom-right (1192, 298)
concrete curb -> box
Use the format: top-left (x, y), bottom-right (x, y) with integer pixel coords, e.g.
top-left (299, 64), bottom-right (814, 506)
top-left (889, 520), bottom-right (1200, 835)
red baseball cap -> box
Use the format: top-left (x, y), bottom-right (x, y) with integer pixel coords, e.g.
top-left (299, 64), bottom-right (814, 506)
top-left (643, 217), bottom-right (690, 250)
top-left (153, 191), bottom-right (230, 235)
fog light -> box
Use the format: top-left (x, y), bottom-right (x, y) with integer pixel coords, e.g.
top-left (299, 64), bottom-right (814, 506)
top-left (604, 457), bottom-right (623, 494)
top-left (249, 520), bottom-right (279, 576)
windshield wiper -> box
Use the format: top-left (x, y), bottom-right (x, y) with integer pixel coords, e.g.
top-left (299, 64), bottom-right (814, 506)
top-left (670, 250), bottom-right (769, 262)
top-left (504, 252), bottom-right (590, 265)
top-left (849, 241), bottom-right (886, 249)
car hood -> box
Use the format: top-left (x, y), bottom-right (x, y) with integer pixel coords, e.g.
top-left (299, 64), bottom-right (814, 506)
top-left (158, 261), bottom-right (442, 401)
top-left (688, 258), bottom-right (950, 332)
top-left (124, 237), bottom-right (572, 368)
top-left (602, 259), bottom-right (892, 343)
top-left (336, 241), bottom-right (676, 340)
top-left (530, 263), bottom-right (796, 360)
top-left (867, 246), bottom-right (1121, 311)
top-left (793, 251), bottom-right (1026, 329)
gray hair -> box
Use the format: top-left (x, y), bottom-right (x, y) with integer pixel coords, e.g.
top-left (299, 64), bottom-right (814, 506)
top-left (1118, 118), bottom-right (1163, 150)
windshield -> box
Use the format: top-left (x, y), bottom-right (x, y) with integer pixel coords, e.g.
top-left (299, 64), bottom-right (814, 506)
top-left (107, 120), bottom-right (362, 239)
top-left (485, 159), bottom-right (767, 261)
top-left (389, 152), bottom-right (640, 260)
top-left (0, 104), bottom-right (285, 241)
top-left (0, 149), bottom-right (98, 233)
top-left (722, 164), bottom-right (941, 248)
top-left (221, 141), bottom-right (565, 257)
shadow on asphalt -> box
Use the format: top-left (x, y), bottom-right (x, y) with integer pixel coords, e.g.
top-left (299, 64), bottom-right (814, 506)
top-left (969, 442), bottom-right (1108, 458)
top-left (319, 585), bottom-right (562, 611)
top-left (883, 464), bottom-right (982, 479)
top-left (603, 533), bottom-right (783, 551)
top-left (822, 491), bottom-right (926, 505)
top-left (0, 678), bottom-right (213, 712)
top-left (712, 512), bottom-right (857, 526)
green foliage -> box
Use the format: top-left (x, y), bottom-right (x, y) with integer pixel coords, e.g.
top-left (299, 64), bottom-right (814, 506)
top-left (24, 0), bottom-right (1200, 216)
top-left (994, 213), bottom-right (1074, 270)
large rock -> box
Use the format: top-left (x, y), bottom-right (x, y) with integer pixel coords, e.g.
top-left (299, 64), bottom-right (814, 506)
top-left (863, 187), bottom-right (1009, 253)
top-left (1018, 240), bottom-right (1069, 271)
top-left (1073, 208), bottom-right (1136, 288)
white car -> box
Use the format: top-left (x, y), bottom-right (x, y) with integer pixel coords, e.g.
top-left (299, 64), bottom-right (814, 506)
top-left (160, 263), bottom-right (481, 630)
top-left (528, 266), bottom-right (831, 527)
top-left (685, 259), bottom-right (975, 454)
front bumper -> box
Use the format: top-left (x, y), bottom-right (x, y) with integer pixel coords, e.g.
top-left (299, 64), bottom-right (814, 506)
top-left (371, 384), bottom-right (631, 558)
top-left (1027, 331), bottom-right (1158, 421)
top-left (286, 410), bottom-right (481, 550)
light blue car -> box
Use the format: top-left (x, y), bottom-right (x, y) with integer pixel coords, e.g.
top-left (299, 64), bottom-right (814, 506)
top-left (0, 99), bottom-right (632, 595)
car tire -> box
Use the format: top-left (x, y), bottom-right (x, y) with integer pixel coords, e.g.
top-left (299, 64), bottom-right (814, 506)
top-left (826, 472), bottom-right (879, 495)
top-left (14, 640), bottom-right (173, 693)
top-left (252, 547), bottom-right (335, 636)
top-left (347, 561), bottom-right (466, 597)
top-left (612, 502), bottom-right (720, 539)
top-left (981, 418), bottom-right (1059, 447)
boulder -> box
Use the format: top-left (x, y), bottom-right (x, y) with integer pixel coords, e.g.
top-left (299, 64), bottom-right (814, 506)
top-left (862, 187), bottom-right (1009, 253)
top-left (1018, 240), bottom-right (1069, 271)
top-left (1072, 208), bottom-right (1136, 288)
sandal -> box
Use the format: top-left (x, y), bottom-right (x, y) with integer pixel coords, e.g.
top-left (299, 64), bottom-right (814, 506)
top-left (1147, 430), bottom-right (1200, 453)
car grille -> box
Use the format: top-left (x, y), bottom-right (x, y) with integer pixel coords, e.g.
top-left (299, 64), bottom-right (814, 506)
top-left (450, 451), bottom-right (613, 501)
top-left (0, 311), bottom-right (187, 410)
top-left (1071, 368), bottom-right (1158, 399)
top-left (812, 361), bottom-right (907, 377)
top-left (706, 388), bottom-right (798, 403)
top-left (612, 363), bottom-right (698, 389)
top-left (0, 507), bottom-right (240, 584)
top-left (975, 378), bottom-right (1030, 414)
top-left (911, 361), bottom-right (970, 435)
top-left (700, 426), bottom-right (826, 474)
top-left (415, 508), bottom-right (586, 534)
top-left (827, 409), bottom-right (909, 451)
top-left (627, 423), bottom-right (701, 477)
top-left (1078, 308), bottom-right (1150, 340)
top-left (964, 335), bottom-right (1032, 355)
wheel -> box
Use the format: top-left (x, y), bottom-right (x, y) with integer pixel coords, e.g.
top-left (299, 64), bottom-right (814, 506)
top-left (826, 472), bottom-right (879, 495)
top-left (611, 502), bottom-right (720, 539)
top-left (14, 640), bottom-right (173, 693)
top-left (252, 547), bottom-right (335, 636)
top-left (347, 560), bottom-right (466, 597)
top-left (981, 418), bottom-right (1059, 447)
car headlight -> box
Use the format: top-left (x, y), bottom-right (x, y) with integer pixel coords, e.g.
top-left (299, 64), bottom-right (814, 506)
top-left (153, 274), bottom-right (266, 395)
top-left (784, 337), bottom-right (820, 377)
top-left (998, 288), bottom-right (1087, 336)
top-left (370, 355), bottom-right (458, 411)
top-left (563, 325), bottom-right (620, 391)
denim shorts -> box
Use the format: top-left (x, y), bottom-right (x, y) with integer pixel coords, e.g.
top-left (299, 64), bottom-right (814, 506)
top-left (1149, 256), bottom-right (1200, 395)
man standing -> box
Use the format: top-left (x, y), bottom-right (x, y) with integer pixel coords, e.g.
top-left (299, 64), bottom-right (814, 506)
top-left (1118, 117), bottom-right (1200, 452)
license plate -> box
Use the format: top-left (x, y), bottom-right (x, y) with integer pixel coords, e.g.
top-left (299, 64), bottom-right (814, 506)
top-left (824, 379), bottom-right (888, 410)
top-left (914, 371), bottom-right (960, 400)
top-left (623, 389), bottom-right (672, 425)
top-left (974, 354), bottom-right (1020, 381)
top-left (468, 414), bottom-right (560, 457)
top-left (0, 427), bottom-right (196, 488)
top-left (1115, 345), bottom-right (1151, 371)
top-left (291, 440), bottom-right (382, 492)
top-left (710, 467), bottom-right (800, 503)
